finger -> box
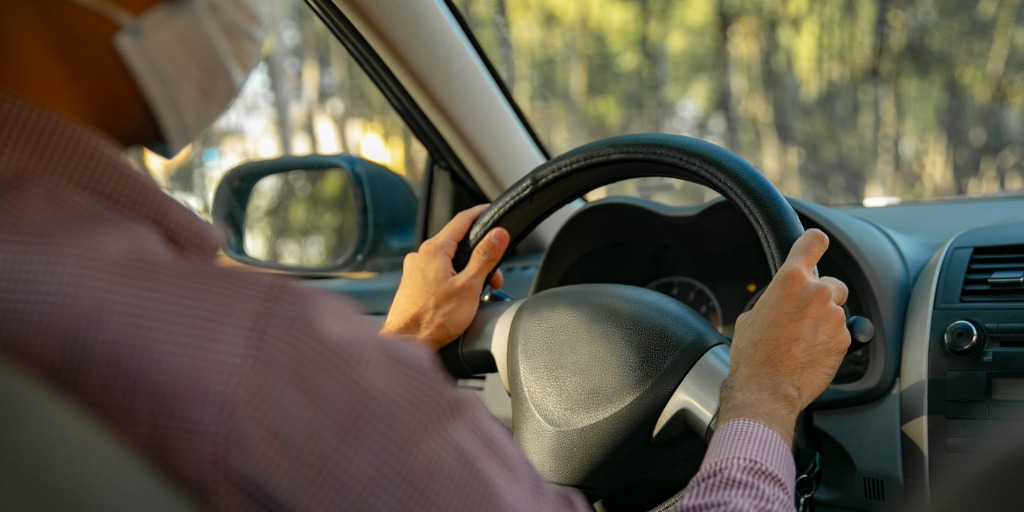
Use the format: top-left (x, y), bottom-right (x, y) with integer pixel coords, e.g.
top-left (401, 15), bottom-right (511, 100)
top-left (462, 227), bottom-right (510, 287)
top-left (433, 204), bottom-right (490, 257)
top-left (783, 229), bottom-right (829, 273)
top-left (489, 268), bottom-right (505, 290)
top-left (819, 276), bottom-right (849, 307)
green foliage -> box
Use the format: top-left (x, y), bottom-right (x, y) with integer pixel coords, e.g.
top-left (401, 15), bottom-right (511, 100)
top-left (460, 0), bottom-right (1024, 205)
top-left (244, 170), bottom-right (360, 268)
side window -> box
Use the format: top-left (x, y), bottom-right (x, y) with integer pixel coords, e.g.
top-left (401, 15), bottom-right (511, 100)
top-left (139, 0), bottom-right (427, 269)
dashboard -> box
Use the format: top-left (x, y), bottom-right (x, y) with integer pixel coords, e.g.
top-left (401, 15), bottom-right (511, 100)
top-left (533, 197), bottom-right (890, 401)
top-left (523, 193), bottom-right (1024, 510)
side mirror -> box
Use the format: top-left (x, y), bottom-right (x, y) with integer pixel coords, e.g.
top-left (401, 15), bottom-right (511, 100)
top-left (212, 155), bottom-right (417, 273)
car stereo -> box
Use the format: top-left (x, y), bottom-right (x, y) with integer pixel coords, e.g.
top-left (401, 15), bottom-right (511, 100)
top-left (927, 225), bottom-right (1024, 498)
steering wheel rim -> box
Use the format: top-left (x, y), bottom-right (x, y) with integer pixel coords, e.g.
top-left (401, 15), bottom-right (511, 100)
top-left (453, 133), bottom-right (804, 276)
top-left (451, 133), bottom-right (806, 502)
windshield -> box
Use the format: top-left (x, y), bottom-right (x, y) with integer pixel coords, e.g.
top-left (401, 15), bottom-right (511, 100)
top-left (455, 0), bottom-right (1024, 206)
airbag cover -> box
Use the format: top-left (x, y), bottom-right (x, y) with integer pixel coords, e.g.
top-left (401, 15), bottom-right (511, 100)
top-left (509, 283), bottom-right (723, 492)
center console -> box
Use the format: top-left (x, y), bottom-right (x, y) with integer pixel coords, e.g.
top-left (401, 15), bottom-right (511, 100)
top-left (906, 223), bottom-right (1024, 504)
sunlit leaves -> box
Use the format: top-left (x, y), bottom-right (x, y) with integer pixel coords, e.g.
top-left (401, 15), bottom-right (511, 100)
top-left (461, 0), bottom-right (1024, 204)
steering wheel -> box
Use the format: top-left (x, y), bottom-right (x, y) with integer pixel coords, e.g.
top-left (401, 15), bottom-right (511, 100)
top-left (444, 134), bottom-right (850, 503)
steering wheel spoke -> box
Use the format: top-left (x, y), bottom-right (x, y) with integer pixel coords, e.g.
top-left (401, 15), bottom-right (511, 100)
top-left (441, 299), bottom-right (523, 381)
top-left (651, 344), bottom-right (730, 445)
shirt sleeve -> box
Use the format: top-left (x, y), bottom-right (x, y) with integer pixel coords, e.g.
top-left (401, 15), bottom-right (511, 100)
top-left (216, 281), bottom-right (594, 511)
top-left (674, 419), bottom-right (796, 511)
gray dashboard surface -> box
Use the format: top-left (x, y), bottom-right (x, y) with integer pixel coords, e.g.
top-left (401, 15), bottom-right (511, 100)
top-left (836, 196), bottom-right (1024, 247)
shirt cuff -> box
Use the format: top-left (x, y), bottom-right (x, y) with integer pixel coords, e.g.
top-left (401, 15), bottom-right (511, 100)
top-left (702, 418), bottom-right (795, 488)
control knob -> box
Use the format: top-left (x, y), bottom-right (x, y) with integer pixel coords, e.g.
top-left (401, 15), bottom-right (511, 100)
top-left (944, 320), bottom-right (983, 355)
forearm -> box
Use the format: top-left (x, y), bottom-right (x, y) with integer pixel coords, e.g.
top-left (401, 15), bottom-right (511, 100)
top-left (715, 374), bottom-right (801, 449)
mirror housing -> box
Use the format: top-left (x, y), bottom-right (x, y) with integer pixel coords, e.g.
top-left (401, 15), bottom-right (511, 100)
top-left (212, 155), bottom-right (417, 273)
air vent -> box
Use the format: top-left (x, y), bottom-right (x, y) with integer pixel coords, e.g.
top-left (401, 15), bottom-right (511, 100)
top-left (862, 476), bottom-right (886, 502)
top-left (961, 245), bottom-right (1024, 303)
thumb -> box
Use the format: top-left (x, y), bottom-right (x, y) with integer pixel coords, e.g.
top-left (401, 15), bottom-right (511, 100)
top-left (462, 228), bottom-right (510, 287)
top-left (783, 228), bottom-right (829, 274)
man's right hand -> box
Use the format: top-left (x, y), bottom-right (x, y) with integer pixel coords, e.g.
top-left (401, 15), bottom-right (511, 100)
top-left (718, 228), bottom-right (851, 447)
top-left (380, 205), bottom-right (510, 350)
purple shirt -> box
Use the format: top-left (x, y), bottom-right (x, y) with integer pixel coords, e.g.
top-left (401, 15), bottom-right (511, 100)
top-left (0, 94), bottom-right (794, 511)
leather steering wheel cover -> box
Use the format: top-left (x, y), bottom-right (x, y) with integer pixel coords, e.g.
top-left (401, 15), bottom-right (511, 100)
top-left (454, 133), bottom-right (804, 275)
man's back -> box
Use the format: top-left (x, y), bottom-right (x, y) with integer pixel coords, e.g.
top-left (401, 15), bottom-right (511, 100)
top-left (0, 95), bottom-right (589, 510)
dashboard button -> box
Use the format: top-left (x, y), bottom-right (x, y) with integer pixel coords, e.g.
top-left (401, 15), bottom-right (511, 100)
top-left (945, 320), bottom-right (983, 355)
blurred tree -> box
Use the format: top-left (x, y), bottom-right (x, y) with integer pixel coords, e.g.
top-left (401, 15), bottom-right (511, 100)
top-left (459, 0), bottom-right (1024, 205)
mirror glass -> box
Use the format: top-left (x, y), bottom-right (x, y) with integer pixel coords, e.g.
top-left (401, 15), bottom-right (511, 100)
top-left (243, 169), bottom-right (360, 268)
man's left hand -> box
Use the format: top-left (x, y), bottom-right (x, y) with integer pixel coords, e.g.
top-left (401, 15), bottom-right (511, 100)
top-left (380, 205), bottom-right (510, 350)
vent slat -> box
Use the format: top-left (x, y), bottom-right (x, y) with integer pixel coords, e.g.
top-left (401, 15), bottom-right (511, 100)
top-left (863, 476), bottom-right (886, 502)
top-left (972, 252), bottom-right (1024, 260)
top-left (968, 262), bottom-right (1024, 271)
top-left (962, 286), bottom-right (1024, 292)
top-left (960, 245), bottom-right (1024, 303)
top-left (963, 294), bottom-right (1024, 301)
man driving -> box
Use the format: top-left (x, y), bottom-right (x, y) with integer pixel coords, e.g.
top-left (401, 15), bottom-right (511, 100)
top-left (0, 0), bottom-right (850, 510)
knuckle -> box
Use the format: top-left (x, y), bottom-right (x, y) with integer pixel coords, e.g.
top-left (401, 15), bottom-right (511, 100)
top-left (418, 238), bottom-right (437, 253)
top-left (837, 282), bottom-right (850, 303)
top-left (823, 278), bottom-right (849, 306)
top-left (422, 238), bottom-right (454, 257)
top-left (839, 331), bottom-right (852, 350)
top-left (734, 311), bottom-right (752, 329)
top-left (827, 307), bottom-right (846, 329)
top-left (453, 273), bottom-right (481, 291)
top-left (808, 282), bottom-right (833, 304)
top-left (402, 253), bottom-right (418, 269)
top-left (834, 333), bottom-right (852, 355)
top-left (777, 265), bottom-right (806, 288)
top-left (828, 311), bottom-right (850, 344)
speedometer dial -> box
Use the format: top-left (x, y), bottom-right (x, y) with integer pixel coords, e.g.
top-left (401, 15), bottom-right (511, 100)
top-left (646, 276), bottom-right (723, 330)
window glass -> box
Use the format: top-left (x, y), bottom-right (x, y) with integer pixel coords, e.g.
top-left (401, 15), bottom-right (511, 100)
top-left (456, 0), bottom-right (1024, 206)
top-left (139, 0), bottom-right (427, 222)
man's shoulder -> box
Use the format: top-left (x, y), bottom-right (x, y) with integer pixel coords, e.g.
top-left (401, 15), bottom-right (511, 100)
top-left (0, 199), bottom-right (370, 359)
